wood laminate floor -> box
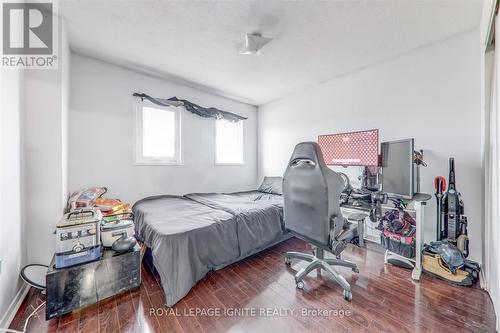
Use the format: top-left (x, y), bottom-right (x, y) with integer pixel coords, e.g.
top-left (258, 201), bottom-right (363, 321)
top-left (9, 237), bottom-right (496, 333)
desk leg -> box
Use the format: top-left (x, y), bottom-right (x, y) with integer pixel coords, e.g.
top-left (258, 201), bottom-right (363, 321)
top-left (412, 202), bottom-right (425, 281)
top-left (358, 218), bottom-right (365, 247)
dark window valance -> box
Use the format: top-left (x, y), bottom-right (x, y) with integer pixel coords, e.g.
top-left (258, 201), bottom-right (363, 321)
top-left (133, 93), bottom-right (247, 122)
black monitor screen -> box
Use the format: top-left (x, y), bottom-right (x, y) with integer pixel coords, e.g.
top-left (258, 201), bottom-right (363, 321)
top-left (381, 139), bottom-right (414, 199)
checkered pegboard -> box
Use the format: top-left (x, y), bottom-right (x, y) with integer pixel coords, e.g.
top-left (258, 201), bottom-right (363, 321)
top-left (318, 129), bottom-right (379, 166)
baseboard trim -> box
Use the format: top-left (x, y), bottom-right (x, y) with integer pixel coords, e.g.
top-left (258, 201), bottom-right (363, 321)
top-left (0, 282), bottom-right (30, 330)
top-left (479, 264), bottom-right (487, 289)
top-left (478, 267), bottom-right (498, 331)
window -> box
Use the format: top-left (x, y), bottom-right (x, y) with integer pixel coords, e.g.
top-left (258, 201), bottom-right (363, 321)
top-left (215, 119), bottom-right (243, 164)
top-left (135, 102), bottom-right (181, 165)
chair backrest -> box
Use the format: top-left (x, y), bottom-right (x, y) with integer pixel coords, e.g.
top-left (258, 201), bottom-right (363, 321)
top-left (283, 142), bottom-right (345, 246)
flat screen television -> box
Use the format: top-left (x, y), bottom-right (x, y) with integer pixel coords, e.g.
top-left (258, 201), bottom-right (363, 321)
top-left (318, 129), bottom-right (379, 167)
top-left (381, 138), bottom-right (415, 199)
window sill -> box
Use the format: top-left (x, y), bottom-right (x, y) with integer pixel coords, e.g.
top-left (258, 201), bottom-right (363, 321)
top-left (215, 162), bottom-right (244, 166)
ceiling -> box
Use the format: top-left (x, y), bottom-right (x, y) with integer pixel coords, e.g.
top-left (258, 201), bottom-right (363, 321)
top-left (60, 0), bottom-right (483, 105)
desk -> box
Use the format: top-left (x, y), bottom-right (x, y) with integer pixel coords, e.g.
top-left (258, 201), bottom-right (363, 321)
top-left (341, 193), bottom-right (431, 281)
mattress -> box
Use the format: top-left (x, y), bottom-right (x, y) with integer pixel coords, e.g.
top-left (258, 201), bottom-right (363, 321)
top-left (132, 191), bottom-right (285, 307)
top-left (132, 195), bottom-right (240, 306)
top-left (185, 191), bottom-right (285, 256)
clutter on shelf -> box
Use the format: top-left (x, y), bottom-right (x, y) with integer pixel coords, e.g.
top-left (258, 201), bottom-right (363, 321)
top-left (55, 186), bottom-right (137, 269)
top-left (66, 186), bottom-right (107, 211)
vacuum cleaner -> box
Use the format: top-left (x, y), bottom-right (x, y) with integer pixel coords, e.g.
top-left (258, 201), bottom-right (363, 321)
top-left (434, 175), bottom-right (446, 241)
top-left (442, 158), bottom-right (465, 242)
top-left (424, 158), bottom-right (479, 285)
top-left (435, 158), bottom-right (467, 253)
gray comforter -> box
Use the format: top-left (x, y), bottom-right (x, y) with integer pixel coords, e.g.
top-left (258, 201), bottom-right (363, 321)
top-left (132, 191), bottom-right (285, 307)
top-left (185, 191), bottom-right (284, 256)
top-left (133, 195), bottom-right (240, 306)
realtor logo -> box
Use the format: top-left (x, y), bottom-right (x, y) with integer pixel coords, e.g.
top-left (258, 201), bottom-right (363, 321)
top-left (1, 1), bottom-right (58, 68)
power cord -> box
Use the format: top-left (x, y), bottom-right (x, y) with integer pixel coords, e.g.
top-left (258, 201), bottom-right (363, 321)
top-left (0, 301), bottom-right (46, 333)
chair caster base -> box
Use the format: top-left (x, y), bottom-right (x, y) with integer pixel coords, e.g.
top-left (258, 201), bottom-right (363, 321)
top-left (284, 257), bottom-right (291, 265)
top-left (285, 250), bottom-right (355, 300)
top-left (343, 290), bottom-right (352, 301)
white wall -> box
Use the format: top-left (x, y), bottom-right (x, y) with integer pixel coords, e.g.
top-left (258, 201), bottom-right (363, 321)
top-left (480, 0), bottom-right (499, 328)
top-left (258, 29), bottom-right (483, 263)
top-left (69, 54), bottom-right (258, 204)
top-left (0, 12), bottom-right (69, 327)
top-left (0, 69), bottom-right (25, 325)
top-left (24, 25), bottom-right (70, 265)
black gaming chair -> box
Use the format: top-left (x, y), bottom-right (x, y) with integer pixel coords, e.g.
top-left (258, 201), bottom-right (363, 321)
top-left (283, 142), bottom-right (359, 301)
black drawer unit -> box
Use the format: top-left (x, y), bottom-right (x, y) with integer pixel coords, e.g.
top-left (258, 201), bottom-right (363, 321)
top-left (46, 244), bottom-right (141, 320)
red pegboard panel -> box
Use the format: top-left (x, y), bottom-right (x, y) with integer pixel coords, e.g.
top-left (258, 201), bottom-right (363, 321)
top-left (318, 129), bottom-right (379, 166)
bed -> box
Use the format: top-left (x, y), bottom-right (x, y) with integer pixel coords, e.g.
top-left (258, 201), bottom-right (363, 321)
top-left (132, 179), bottom-right (286, 307)
top-left (185, 191), bottom-right (284, 256)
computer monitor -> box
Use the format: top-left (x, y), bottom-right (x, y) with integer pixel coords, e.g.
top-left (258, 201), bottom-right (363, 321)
top-left (318, 129), bottom-right (379, 167)
top-left (381, 138), bottom-right (414, 199)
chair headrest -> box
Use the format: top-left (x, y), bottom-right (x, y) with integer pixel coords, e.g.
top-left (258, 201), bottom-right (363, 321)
top-left (288, 142), bottom-right (326, 168)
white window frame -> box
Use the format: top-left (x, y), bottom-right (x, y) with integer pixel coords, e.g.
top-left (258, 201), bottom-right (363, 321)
top-left (215, 119), bottom-right (244, 166)
top-left (134, 100), bottom-right (182, 165)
